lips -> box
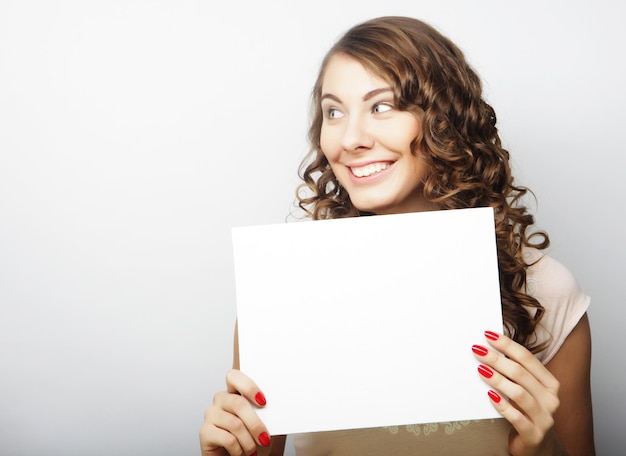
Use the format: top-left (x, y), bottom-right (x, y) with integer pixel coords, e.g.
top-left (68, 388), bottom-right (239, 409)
top-left (349, 161), bottom-right (393, 178)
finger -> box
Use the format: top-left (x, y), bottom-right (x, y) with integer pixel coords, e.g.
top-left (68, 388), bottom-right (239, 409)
top-left (475, 332), bottom-right (560, 413)
top-left (472, 343), bottom-right (555, 410)
top-left (477, 364), bottom-right (556, 432)
top-left (485, 389), bottom-right (549, 448)
top-left (226, 369), bottom-right (268, 407)
top-left (206, 405), bottom-right (258, 455)
top-left (212, 391), bottom-right (271, 450)
top-left (199, 419), bottom-right (245, 456)
top-left (483, 331), bottom-right (559, 393)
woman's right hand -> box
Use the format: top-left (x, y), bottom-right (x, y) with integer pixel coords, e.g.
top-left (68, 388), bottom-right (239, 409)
top-left (199, 369), bottom-right (271, 456)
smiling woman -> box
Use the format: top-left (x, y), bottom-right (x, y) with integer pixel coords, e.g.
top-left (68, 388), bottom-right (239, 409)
top-left (199, 16), bottom-right (595, 456)
top-left (318, 55), bottom-right (432, 215)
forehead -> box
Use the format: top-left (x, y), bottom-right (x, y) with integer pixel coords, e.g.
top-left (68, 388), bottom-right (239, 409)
top-left (321, 54), bottom-right (389, 95)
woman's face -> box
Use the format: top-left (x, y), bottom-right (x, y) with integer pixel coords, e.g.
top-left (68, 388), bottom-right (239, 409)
top-left (319, 54), bottom-right (433, 215)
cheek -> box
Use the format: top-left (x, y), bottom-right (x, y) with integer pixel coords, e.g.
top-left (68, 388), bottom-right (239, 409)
top-left (410, 155), bottom-right (430, 182)
top-left (395, 116), bottom-right (421, 150)
top-left (319, 128), bottom-right (337, 161)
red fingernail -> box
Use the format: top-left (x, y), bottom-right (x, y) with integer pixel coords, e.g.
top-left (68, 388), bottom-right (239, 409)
top-left (485, 331), bottom-right (499, 341)
top-left (478, 364), bottom-right (494, 378)
top-left (472, 345), bottom-right (488, 356)
top-left (258, 432), bottom-right (271, 447)
top-left (255, 391), bottom-right (266, 406)
top-left (250, 452), bottom-right (257, 456)
top-left (488, 390), bottom-right (501, 403)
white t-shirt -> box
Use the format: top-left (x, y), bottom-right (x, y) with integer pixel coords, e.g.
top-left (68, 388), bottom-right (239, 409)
top-left (292, 251), bottom-right (590, 455)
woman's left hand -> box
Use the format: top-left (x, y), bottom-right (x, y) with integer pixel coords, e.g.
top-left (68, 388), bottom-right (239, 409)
top-left (472, 331), bottom-right (567, 456)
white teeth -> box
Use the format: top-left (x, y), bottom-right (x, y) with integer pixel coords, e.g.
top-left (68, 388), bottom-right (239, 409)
top-left (351, 162), bottom-right (390, 177)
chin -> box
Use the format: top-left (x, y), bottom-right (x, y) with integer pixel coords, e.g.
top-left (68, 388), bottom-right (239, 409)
top-left (352, 201), bottom-right (393, 215)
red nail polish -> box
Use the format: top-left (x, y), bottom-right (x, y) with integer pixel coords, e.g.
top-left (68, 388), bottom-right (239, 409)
top-left (478, 364), bottom-right (494, 379)
top-left (485, 331), bottom-right (499, 341)
top-left (255, 391), bottom-right (266, 406)
top-left (258, 432), bottom-right (271, 447)
top-left (472, 345), bottom-right (488, 356)
top-left (488, 390), bottom-right (501, 403)
top-left (250, 452), bottom-right (257, 456)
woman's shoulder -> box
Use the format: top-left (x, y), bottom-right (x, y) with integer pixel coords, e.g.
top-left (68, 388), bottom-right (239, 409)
top-left (522, 248), bottom-right (591, 364)
top-left (524, 248), bottom-right (586, 299)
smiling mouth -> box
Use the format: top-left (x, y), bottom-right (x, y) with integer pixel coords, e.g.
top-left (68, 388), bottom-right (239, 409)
top-left (350, 162), bottom-right (392, 178)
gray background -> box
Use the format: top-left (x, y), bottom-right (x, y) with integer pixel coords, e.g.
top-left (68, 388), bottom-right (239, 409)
top-left (1, 0), bottom-right (623, 454)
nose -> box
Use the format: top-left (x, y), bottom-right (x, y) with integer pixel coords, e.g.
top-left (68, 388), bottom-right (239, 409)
top-left (340, 114), bottom-right (374, 152)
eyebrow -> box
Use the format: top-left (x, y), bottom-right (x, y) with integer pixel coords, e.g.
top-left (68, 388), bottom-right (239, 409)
top-left (320, 87), bottom-right (393, 103)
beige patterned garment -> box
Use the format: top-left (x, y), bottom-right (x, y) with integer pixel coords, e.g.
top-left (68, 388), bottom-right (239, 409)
top-left (292, 250), bottom-right (590, 455)
top-left (294, 419), bottom-right (511, 455)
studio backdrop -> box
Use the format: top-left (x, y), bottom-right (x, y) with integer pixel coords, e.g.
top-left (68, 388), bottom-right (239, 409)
top-left (1, 1), bottom-right (624, 454)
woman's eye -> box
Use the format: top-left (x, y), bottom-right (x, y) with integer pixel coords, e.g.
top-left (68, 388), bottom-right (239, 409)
top-left (373, 103), bottom-right (393, 114)
top-left (327, 108), bottom-right (344, 119)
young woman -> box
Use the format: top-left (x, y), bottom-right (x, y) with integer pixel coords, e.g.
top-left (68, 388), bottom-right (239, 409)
top-left (200, 16), bottom-right (594, 455)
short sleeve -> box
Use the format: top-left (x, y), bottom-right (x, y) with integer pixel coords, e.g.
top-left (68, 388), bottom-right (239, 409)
top-left (524, 250), bottom-right (590, 364)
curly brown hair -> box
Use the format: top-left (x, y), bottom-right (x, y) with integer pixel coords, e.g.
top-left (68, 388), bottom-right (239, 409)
top-left (297, 16), bottom-right (550, 352)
